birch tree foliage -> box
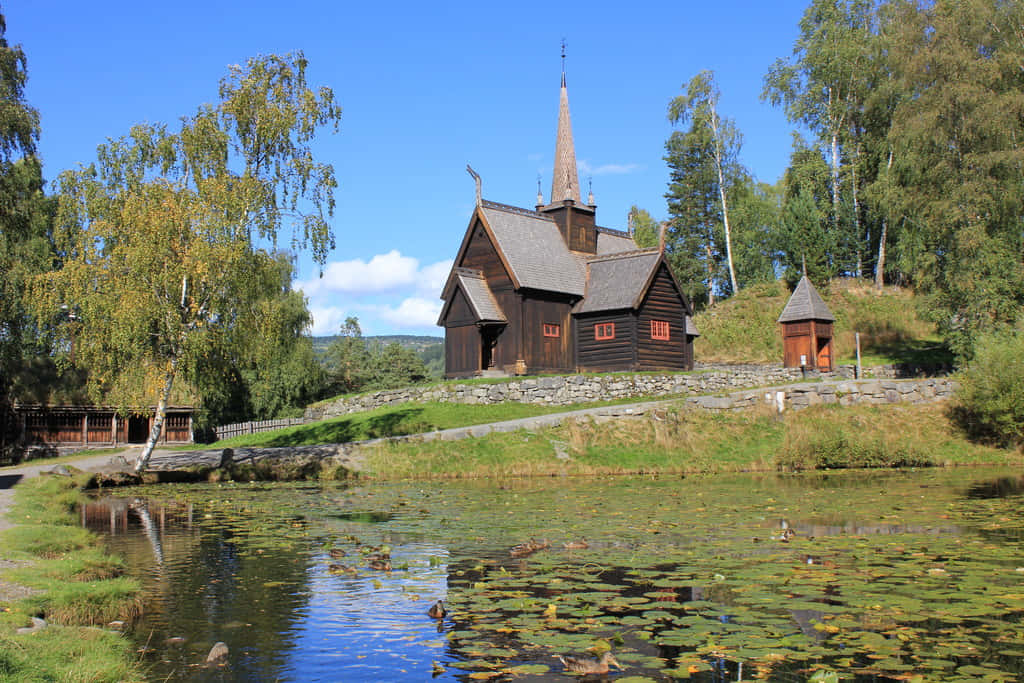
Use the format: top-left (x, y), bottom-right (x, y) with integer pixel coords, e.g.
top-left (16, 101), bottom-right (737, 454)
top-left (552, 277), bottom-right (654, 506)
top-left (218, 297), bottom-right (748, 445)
top-left (0, 9), bottom-right (51, 450)
top-left (32, 52), bottom-right (341, 471)
top-left (885, 0), bottom-right (1024, 358)
top-left (763, 0), bottom-right (875, 272)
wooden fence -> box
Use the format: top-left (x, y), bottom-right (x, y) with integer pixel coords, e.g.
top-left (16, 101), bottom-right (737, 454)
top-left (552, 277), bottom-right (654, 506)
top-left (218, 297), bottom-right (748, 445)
top-left (214, 417), bottom-right (306, 441)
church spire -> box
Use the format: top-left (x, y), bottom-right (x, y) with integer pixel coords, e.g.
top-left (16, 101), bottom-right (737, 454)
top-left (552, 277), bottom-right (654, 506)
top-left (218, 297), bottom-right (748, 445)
top-left (550, 41), bottom-right (582, 205)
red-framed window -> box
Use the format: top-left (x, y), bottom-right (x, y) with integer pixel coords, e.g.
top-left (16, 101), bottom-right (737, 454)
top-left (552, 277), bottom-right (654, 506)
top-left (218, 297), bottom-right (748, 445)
top-left (650, 320), bottom-right (670, 341)
top-left (595, 322), bottom-right (615, 340)
top-left (543, 323), bottom-right (560, 338)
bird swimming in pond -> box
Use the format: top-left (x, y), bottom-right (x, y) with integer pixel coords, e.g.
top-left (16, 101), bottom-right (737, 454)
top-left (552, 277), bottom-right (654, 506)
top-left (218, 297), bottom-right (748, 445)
top-left (328, 548), bottom-right (345, 558)
top-left (556, 652), bottom-right (622, 674)
top-left (427, 600), bottom-right (446, 619)
top-left (563, 538), bottom-right (589, 550)
top-left (368, 558), bottom-right (392, 571)
top-left (328, 564), bottom-right (358, 575)
top-left (510, 538), bottom-right (550, 558)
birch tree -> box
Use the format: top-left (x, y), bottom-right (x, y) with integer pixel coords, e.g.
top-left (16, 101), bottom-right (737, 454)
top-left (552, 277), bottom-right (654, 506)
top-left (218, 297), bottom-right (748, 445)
top-left (668, 70), bottom-right (741, 294)
top-left (763, 0), bottom-right (875, 276)
top-left (32, 53), bottom-right (341, 472)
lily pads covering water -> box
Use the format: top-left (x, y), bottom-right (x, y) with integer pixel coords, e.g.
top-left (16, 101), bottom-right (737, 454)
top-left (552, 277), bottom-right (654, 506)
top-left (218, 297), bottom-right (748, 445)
top-left (90, 468), bottom-right (1024, 681)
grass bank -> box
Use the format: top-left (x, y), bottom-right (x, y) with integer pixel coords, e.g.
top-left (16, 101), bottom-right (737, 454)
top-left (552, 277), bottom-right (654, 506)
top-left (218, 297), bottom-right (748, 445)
top-left (0, 473), bottom-right (144, 681)
top-left (695, 278), bottom-right (952, 366)
top-left (357, 402), bottom-right (1021, 479)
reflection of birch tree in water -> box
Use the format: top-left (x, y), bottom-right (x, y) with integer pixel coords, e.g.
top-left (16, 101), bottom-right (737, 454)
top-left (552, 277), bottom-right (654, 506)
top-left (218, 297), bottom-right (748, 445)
top-left (130, 499), bottom-right (163, 566)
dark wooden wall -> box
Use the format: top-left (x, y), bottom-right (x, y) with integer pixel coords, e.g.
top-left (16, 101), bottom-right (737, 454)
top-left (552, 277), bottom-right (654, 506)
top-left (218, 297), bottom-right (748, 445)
top-left (520, 291), bottom-right (575, 373)
top-left (445, 325), bottom-right (479, 378)
top-left (544, 204), bottom-right (597, 254)
top-left (457, 220), bottom-right (513, 288)
top-left (443, 288), bottom-right (475, 327)
top-left (21, 409), bottom-right (192, 445)
top-left (575, 311), bottom-right (635, 372)
top-left (636, 264), bottom-right (693, 371)
top-left (450, 220), bottom-right (521, 374)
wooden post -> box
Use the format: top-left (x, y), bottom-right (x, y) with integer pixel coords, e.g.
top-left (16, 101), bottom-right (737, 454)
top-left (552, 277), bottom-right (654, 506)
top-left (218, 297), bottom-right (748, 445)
top-left (855, 332), bottom-right (862, 379)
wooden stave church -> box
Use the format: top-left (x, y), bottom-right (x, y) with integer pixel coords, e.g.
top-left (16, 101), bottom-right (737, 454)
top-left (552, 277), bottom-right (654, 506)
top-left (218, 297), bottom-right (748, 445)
top-left (438, 64), bottom-right (698, 379)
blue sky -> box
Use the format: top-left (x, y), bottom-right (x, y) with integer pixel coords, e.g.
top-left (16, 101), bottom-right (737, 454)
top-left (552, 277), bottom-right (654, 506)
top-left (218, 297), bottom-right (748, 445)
top-left (9, 0), bottom-right (808, 337)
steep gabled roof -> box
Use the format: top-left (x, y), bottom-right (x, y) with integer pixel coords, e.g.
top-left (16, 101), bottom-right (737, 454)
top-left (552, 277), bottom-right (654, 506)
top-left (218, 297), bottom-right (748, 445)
top-left (573, 249), bottom-right (662, 314)
top-left (478, 200), bottom-right (586, 295)
top-left (437, 267), bottom-right (507, 325)
top-left (778, 275), bottom-right (835, 323)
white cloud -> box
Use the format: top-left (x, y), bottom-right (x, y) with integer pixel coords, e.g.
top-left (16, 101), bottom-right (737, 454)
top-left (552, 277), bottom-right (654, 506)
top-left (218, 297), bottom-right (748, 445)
top-left (298, 251), bottom-right (452, 336)
top-left (307, 304), bottom-right (349, 336)
top-left (377, 297), bottom-right (443, 329)
top-left (419, 259), bottom-right (454, 294)
top-left (579, 160), bottom-right (642, 176)
top-left (299, 250), bottom-right (420, 295)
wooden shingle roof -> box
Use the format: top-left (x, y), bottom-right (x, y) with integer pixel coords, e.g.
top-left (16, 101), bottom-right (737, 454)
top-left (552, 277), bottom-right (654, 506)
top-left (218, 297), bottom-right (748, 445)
top-left (778, 276), bottom-right (835, 323)
top-left (573, 249), bottom-right (662, 314)
top-left (479, 201), bottom-right (587, 295)
top-left (437, 267), bottom-right (507, 325)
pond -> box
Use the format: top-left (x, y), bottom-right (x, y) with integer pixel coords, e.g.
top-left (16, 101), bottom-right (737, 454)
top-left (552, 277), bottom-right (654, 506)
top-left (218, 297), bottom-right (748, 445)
top-left (86, 467), bottom-right (1024, 681)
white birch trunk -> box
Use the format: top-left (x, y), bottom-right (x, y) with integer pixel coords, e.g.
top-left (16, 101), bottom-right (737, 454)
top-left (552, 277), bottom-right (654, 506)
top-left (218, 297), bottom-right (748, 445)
top-left (875, 219), bottom-right (888, 290)
top-left (708, 106), bottom-right (738, 294)
top-left (875, 150), bottom-right (893, 290)
top-left (705, 243), bottom-right (715, 306)
top-left (852, 143), bottom-right (862, 278)
top-left (133, 358), bottom-right (177, 474)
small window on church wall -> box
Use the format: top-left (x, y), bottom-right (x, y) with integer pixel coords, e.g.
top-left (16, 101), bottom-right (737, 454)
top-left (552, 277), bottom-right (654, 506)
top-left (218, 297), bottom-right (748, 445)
top-left (651, 320), bottom-right (670, 341)
top-left (543, 323), bottom-right (560, 338)
top-left (595, 323), bottom-right (615, 340)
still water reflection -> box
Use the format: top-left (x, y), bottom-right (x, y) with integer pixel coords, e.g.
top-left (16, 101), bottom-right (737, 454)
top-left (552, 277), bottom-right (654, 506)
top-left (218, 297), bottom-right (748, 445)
top-left (87, 468), bottom-right (1024, 681)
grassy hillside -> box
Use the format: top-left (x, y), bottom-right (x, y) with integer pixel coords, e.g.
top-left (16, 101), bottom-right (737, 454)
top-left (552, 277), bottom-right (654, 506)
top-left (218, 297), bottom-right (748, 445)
top-left (694, 278), bottom-right (951, 366)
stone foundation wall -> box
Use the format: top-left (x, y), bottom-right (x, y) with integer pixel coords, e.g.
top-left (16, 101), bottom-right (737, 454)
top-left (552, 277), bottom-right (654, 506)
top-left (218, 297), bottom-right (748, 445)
top-left (306, 366), bottom-right (851, 422)
top-left (305, 364), bottom-right (951, 423)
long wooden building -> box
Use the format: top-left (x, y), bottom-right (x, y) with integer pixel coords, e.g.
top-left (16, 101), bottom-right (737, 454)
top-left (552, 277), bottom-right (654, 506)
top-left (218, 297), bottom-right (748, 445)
top-left (438, 62), bottom-right (697, 378)
top-left (13, 404), bottom-right (194, 449)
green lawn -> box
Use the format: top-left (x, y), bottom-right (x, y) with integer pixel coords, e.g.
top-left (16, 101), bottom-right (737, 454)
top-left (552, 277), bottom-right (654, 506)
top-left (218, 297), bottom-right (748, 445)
top-left (197, 399), bottom-right (632, 449)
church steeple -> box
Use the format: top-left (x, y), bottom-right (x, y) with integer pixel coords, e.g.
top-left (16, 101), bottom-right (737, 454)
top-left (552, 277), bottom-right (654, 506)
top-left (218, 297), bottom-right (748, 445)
top-left (550, 42), bottom-right (582, 205)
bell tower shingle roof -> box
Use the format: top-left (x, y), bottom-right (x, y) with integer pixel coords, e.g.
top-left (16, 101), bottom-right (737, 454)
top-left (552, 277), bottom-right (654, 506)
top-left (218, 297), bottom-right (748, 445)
top-left (550, 51), bottom-right (581, 205)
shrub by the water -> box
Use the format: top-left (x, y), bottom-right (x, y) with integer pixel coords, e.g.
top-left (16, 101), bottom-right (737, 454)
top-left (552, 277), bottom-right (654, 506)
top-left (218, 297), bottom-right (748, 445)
top-left (776, 408), bottom-right (936, 471)
top-left (952, 324), bottom-right (1024, 449)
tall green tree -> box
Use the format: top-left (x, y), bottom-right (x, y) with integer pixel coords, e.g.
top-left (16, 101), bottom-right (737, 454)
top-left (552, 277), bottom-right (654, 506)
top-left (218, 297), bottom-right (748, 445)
top-left (32, 53), bottom-right (342, 471)
top-left (664, 117), bottom-right (722, 307)
top-left (885, 0), bottom-right (1024, 357)
top-left (324, 317), bottom-right (373, 394)
top-left (777, 137), bottom-right (837, 283)
top-left (764, 0), bottom-right (876, 277)
top-left (0, 9), bottom-right (52, 452)
top-left (728, 179), bottom-right (782, 287)
top-left (669, 71), bottom-right (743, 294)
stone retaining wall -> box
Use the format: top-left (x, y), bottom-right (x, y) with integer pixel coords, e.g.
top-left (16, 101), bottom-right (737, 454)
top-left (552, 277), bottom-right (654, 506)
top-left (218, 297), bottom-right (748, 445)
top-left (682, 377), bottom-right (957, 413)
